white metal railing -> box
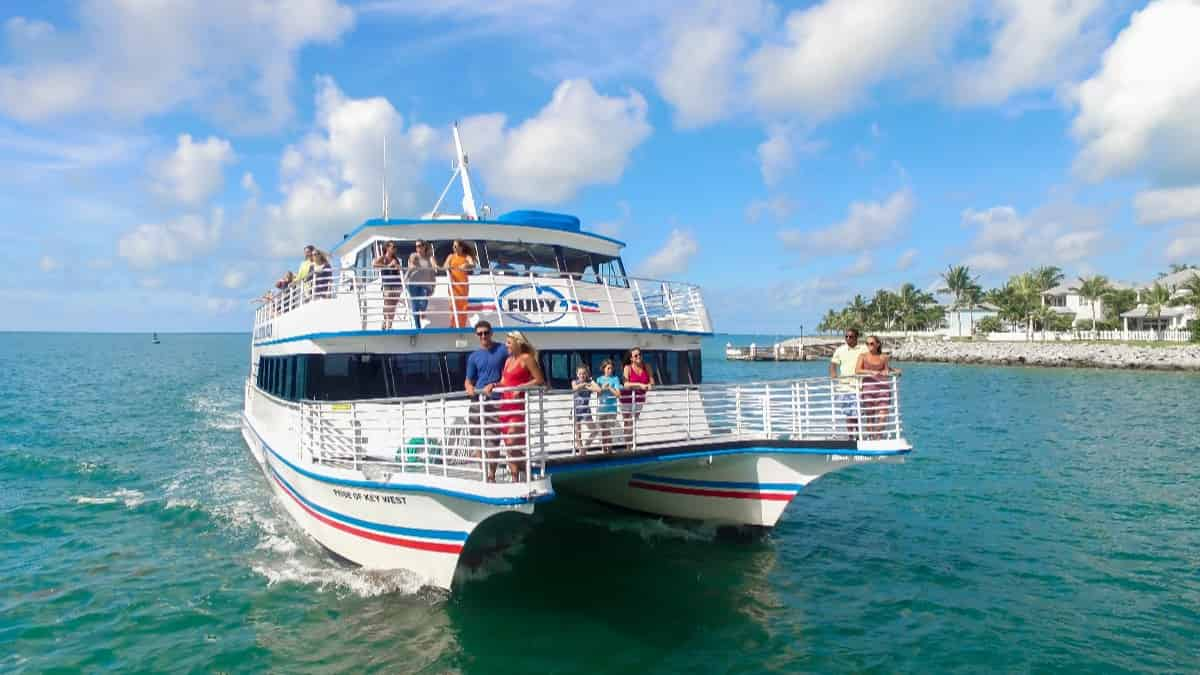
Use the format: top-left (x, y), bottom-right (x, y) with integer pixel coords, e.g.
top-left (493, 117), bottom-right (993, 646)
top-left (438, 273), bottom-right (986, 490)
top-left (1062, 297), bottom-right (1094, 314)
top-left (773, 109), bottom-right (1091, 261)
top-left (253, 267), bottom-right (711, 338)
top-left (297, 376), bottom-right (905, 485)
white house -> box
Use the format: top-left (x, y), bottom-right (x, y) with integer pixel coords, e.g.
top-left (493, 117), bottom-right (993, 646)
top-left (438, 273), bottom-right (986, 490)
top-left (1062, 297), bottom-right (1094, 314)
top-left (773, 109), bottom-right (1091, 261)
top-left (1041, 279), bottom-right (1135, 326)
top-left (1120, 305), bottom-right (1196, 331)
top-left (942, 302), bottom-right (1000, 337)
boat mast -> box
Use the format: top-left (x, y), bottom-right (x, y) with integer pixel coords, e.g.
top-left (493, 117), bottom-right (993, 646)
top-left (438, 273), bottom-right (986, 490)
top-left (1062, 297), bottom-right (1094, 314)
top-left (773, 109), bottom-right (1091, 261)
top-left (453, 123), bottom-right (478, 220)
top-left (381, 132), bottom-right (390, 220)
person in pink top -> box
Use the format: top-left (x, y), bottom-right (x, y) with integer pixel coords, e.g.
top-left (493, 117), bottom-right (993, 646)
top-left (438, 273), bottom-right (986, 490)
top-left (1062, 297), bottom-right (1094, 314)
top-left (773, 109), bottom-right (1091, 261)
top-left (620, 347), bottom-right (654, 447)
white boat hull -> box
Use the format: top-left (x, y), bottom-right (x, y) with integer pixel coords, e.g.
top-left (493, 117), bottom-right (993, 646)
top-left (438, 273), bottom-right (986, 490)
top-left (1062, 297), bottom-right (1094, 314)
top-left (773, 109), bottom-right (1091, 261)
top-left (548, 446), bottom-right (906, 527)
top-left (241, 415), bottom-right (542, 589)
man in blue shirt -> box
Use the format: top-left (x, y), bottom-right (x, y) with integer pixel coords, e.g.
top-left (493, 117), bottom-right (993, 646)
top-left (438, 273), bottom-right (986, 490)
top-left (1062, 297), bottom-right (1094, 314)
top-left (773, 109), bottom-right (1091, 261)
top-left (465, 320), bottom-right (508, 481)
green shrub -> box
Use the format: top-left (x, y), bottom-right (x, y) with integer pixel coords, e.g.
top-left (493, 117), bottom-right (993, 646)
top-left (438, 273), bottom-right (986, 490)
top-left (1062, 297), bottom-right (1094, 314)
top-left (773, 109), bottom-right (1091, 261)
top-left (1190, 319), bottom-right (1199, 343)
top-left (975, 316), bottom-right (1003, 335)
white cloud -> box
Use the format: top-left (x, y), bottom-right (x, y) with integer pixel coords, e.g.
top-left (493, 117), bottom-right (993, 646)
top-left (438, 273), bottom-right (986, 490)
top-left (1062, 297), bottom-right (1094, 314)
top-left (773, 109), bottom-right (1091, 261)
top-left (962, 206), bottom-right (1030, 247)
top-left (963, 251), bottom-right (1013, 272)
top-left (1166, 223), bottom-right (1200, 262)
top-left (222, 268), bottom-right (248, 290)
top-left (88, 258), bottom-right (113, 270)
top-left (241, 171), bottom-right (259, 194)
top-left (1070, 0), bottom-right (1200, 183)
top-left (262, 76), bottom-right (437, 257)
top-left (745, 0), bottom-right (966, 121)
top-left (139, 277), bottom-right (164, 289)
top-left (655, 1), bottom-right (770, 128)
top-left (778, 188), bottom-right (915, 255)
top-left (1134, 185), bottom-right (1200, 225)
top-left (745, 195), bottom-right (796, 223)
top-left (959, 200), bottom-right (1109, 273)
top-left (638, 229), bottom-right (698, 278)
top-left (896, 248), bottom-right (918, 271)
top-left (206, 297), bottom-right (238, 313)
top-left (593, 200), bottom-right (630, 238)
top-left (152, 134), bottom-right (235, 205)
top-left (38, 255), bottom-right (61, 272)
top-left (459, 79), bottom-right (651, 204)
top-left (952, 0), bottom-right (1105, 105)
top-left (0, 2), bottom-right (354, 130)
top-left (0, 127), bottom-right (146, 171)
top-left (5, 16), bottom-right (55, 47)
top-left (118, 209), bottom-right (224, 270)
top-left (844, 253), bottom-right (873, 276)
top-left (755, 125), bottom-right (823, 187)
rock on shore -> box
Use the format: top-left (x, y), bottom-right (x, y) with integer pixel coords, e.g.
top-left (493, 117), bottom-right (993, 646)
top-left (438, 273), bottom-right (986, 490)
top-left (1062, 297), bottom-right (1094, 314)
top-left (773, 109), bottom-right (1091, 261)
top-left (888, 339), bottom-right (1200, 371)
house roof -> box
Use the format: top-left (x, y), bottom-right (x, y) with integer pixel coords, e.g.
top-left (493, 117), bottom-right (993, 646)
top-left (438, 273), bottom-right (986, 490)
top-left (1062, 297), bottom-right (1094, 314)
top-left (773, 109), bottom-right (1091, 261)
top-left (1120, 305), bottom-right (1197, 318)
top-left (1138, 269), bottom-right (1200, 290)
top-left (1043, 278), bottom-right (1136, 296)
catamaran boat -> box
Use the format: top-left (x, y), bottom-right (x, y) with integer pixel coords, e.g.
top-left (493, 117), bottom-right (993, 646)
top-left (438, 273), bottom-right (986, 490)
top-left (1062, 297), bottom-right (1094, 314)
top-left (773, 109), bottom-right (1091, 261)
top-left (241, 127), bottom-right (912, 589)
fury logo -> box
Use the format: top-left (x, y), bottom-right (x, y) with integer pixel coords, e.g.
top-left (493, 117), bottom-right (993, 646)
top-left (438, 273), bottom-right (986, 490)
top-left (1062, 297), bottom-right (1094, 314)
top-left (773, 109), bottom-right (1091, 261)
top-left (497, 284), bottom-right (569, 324)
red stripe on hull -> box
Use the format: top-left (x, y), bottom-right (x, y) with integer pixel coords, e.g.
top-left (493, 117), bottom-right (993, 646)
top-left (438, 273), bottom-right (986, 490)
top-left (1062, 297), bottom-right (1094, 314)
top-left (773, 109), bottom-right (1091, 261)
top-left (627, 480), bottom-right (795, 501)
top-left (270, 471), bottom-right (464, 554)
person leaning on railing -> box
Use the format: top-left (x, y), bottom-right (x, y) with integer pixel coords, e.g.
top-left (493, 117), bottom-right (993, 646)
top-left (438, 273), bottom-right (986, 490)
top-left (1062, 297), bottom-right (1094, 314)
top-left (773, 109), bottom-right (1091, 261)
top-left (407, 240), bottom-right (437, 328)
top-left (373, 241), bottom-right (403, 329)
top-left (829, 328), bottom-right (868, 439)
top-left (620, 347), bottom-right (654, 447)
top-left (571, 363), bottom-right (600, 455)
top-left (443, 240), bottom-right (476, 329)
top-left (855, 335), bottom-right (901, 440)
top-left (465, 320), bottom-right (508, 482)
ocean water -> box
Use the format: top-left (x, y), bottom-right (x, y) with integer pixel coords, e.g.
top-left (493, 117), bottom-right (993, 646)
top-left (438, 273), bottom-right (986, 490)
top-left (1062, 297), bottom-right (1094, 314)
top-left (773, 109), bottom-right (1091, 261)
top-left (2, 332), bottom-right (1198, 673)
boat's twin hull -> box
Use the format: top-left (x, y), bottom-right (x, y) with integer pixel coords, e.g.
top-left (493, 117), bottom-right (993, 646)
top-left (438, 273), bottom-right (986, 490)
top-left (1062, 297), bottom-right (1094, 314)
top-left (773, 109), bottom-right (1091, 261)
top-left (549, 449), bottom-right (904, 527)
top-left (244, 415), bottom-right (905, 589)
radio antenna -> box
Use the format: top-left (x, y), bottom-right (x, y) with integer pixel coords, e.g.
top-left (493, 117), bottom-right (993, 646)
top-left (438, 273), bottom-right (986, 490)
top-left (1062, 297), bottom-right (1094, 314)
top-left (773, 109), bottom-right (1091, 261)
top-left (381, 132), bottom-right (390, 220)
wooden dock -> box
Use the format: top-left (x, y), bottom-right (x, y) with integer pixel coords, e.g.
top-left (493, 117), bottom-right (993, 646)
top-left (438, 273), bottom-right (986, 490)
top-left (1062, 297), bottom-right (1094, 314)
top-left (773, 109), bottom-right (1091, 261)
top-left (724, 338), bottom-right (841, 361)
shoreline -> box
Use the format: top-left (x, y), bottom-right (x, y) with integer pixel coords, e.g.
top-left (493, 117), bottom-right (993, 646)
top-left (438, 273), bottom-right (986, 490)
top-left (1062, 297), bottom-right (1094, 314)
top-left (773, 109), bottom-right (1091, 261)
top-left (888, 339), bottom-right (1200, 372)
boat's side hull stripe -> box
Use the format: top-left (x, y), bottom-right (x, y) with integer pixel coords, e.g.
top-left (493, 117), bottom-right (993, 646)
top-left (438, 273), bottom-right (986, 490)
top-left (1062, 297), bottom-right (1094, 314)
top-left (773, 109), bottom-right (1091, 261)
top-left (627, 480), bottom-right (795, 501)
top-left (628, 473), bottom-right (804, 491)
top-left (548, 446), bottom-right (910, 475)
top-left (244, 414), bottom-right (553, 506)
top-left (267, 464), bottom-right (464, 554)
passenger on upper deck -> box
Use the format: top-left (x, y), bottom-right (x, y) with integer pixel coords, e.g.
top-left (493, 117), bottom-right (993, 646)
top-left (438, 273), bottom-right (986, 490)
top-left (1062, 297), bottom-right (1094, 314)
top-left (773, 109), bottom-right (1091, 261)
top-left (297, 245), bottom-right (315, 282)
top-left (407, 240), bottom-right (437, 328)
top-left (571, 364), bottom-right (599, 454)
top-left (465, 320), bottom-right (508, 482)
top-left (855, 335), bottom-right (900, 440)
top-left (443, 240), bottom-right (476, 328)
top-left (311, 250), bottom-right (333, 299)
top-left (594, 359), bottom-right (621, 453)
top-left (373, 241), bottom-right (403, 329)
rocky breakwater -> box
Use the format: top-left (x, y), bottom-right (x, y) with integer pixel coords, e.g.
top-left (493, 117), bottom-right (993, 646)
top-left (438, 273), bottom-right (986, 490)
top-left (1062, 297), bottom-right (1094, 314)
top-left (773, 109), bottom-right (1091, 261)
top-left (889, 340), bottom-right (1200, 371)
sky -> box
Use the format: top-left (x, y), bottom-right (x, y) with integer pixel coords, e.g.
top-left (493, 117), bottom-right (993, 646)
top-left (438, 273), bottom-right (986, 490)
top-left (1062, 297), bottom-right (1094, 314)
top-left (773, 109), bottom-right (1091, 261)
top-left (2, 0), bottom-right (1199, 333)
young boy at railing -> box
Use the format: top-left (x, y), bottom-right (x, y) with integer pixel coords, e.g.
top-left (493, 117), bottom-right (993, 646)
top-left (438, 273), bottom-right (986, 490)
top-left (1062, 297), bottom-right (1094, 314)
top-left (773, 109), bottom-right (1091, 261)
top-left (571, 364), bottom-right (600, 454)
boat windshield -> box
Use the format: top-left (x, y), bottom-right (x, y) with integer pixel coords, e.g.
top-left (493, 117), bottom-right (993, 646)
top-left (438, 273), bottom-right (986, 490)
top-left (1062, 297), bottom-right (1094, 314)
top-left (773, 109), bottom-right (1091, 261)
top-left (353, 238), bottom-right (627, 285)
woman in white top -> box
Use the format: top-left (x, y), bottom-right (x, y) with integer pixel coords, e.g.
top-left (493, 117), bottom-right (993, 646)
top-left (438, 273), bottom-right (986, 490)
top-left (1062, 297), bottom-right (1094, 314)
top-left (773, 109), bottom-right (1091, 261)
top-left (407, 240), bottom-right (437, 328)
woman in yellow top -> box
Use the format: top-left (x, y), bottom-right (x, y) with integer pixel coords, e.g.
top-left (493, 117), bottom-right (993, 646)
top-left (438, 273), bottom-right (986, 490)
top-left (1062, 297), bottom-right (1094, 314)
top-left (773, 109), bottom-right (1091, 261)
top-left (442, 240), bottom-right (476, 328)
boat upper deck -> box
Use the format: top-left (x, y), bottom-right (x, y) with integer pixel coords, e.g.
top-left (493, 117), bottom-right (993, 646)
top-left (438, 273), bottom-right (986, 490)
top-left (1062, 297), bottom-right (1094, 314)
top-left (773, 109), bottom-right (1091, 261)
top-left (253, 266), bottom-right (712, 345)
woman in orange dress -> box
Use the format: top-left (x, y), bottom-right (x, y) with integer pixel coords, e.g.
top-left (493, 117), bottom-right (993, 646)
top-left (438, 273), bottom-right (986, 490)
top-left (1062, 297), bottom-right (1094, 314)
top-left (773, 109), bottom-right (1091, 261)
top-left (442, 240), bottom-right (476, 328)
top-left (498, 331), bottom-right (545, 482)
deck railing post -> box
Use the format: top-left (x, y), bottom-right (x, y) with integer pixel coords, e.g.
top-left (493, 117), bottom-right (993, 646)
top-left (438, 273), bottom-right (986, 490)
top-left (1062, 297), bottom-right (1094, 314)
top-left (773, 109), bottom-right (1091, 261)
top-left (664, 282), bottom-right (681, 330)
top-left (891, 375), bottom-right (901, 440)
top-left (477, 395), bottom-right (486, 480)
top-left (763, 384), bottom-right (771, 437)
top-left (686, 386), bottom-right (693, 441)
top-left (734, 385), bottom-right (743, 438)
top-left (600, 277), bottom-right (618, 327)
top-left (854, 379), bottom-right (863, 442)
top-left (422, 398), bottom-right (430, 474)
top-left (487, 271), bottom-right (504, 328)
top-left (631, 279), bottom-right (650, 329)
top-left (564, 272), bottom-right (587, 328)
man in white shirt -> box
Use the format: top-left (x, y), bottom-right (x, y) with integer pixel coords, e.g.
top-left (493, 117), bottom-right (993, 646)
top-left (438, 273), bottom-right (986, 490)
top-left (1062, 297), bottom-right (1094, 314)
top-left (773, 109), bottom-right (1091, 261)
top-left (829, 328), bottom-right (867, 439)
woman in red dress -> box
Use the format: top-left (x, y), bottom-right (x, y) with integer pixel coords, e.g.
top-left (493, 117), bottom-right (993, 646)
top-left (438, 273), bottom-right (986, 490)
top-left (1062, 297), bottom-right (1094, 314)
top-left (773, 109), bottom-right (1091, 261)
top-left (498, 331), bottom-right (545, 481)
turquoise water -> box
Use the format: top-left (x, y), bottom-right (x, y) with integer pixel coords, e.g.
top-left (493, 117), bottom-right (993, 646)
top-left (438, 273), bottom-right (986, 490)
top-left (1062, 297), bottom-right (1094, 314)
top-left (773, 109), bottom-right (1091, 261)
top-left (2, 332), bottom-right (1198, 673)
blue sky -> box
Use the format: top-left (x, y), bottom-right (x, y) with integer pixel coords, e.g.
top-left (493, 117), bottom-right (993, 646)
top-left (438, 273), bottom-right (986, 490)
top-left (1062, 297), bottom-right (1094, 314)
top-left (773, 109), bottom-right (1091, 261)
top-left (2, 0), bottom-right (1199, 333)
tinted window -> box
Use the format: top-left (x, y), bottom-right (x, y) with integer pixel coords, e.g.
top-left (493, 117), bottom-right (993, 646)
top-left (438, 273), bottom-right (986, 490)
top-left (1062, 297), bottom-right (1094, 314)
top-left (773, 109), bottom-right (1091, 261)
top-left (483, 241), bottom-right (559, 275)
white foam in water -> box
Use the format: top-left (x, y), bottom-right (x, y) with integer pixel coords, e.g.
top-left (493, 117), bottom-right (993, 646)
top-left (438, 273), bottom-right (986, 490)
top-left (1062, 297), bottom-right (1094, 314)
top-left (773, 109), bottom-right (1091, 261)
top-left (71, 488), bottom-right (146, 508)
top-left (165, 497), bottom-right (200, 510)
top-left (188, 385), bottom-right (242, 432)
top-left (251, 555), bottom-right (428, 598)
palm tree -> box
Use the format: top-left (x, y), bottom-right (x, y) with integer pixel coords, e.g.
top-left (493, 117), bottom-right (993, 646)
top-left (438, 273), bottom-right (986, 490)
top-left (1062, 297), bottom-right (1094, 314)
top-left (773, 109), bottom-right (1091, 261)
top-left (940, 264), bottom-right (979, 335)
top-left (1077, 275), bottom-right (1111, 331)
top-left (962, 284), bottom-right (984, 335)
top-left (1180, 274), bottom-right (1200, 308)
top-left (1030, 265), bottom-right (1064, 293)
top-left (846, 294), bottom-right (869, 330)
top-left (1143, 282), bottom-right (1172, 332)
